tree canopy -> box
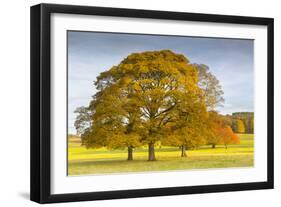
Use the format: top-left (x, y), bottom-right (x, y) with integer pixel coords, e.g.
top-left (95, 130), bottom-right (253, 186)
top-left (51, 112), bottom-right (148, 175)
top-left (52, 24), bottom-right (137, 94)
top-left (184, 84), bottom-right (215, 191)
top-left (74, 50), bottom-right (240, 161)
top-left (195, 64), bottom-right (224, 110)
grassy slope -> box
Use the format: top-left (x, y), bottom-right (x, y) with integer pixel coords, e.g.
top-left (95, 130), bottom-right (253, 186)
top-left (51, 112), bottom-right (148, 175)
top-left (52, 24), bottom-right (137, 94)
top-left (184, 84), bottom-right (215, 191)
top-left (68, 134), bottom-right (254, 175)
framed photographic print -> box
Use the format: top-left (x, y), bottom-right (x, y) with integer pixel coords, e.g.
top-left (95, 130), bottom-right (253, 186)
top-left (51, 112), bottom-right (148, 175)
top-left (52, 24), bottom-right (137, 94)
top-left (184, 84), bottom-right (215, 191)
top-left (30, 3), bottom-right (274, 203)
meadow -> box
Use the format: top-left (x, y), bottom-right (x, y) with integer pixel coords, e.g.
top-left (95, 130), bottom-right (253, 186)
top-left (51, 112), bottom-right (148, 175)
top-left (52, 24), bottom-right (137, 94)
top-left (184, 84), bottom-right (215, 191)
top-left (68, 134), bottom-right (254, 175)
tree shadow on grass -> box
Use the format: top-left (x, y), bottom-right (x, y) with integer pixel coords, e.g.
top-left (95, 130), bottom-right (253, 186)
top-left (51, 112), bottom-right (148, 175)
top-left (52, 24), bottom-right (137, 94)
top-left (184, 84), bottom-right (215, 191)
top-left (72, 147), bottom-right (179, 155)
top-left (69, 159), bottom-right (167, 167)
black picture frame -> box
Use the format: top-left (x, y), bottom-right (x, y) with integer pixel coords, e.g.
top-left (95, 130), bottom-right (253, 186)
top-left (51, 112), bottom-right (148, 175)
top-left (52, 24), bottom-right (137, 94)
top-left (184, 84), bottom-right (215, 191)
top-left (30, 3), bottom-right (274, 204)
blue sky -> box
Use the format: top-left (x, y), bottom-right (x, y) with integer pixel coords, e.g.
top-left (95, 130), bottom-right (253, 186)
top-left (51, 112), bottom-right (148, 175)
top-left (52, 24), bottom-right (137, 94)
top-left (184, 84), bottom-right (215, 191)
top-left (68, 31), bottom-right (254, 134)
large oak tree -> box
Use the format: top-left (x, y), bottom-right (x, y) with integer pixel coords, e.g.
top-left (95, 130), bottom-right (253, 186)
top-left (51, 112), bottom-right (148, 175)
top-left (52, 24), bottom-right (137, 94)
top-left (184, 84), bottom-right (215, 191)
top-left (78, 50), bottom-right (208, 161)
top-left (75, 50), bottom-right (236, 161)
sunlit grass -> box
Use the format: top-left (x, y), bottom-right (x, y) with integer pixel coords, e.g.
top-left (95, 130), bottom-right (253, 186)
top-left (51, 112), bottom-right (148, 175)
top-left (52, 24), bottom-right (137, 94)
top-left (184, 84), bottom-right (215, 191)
top-left (68, 134), bottom-right (254, 175)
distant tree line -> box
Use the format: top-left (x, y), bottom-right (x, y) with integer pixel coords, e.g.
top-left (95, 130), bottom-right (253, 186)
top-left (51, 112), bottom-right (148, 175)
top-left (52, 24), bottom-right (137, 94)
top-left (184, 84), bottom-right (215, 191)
top-left (225, 112), bottom-right (254, 134)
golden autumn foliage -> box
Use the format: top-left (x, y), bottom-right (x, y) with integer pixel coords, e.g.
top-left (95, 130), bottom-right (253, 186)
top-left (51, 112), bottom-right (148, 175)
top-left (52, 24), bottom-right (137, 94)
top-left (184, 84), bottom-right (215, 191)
top-left (75, 50), bottom-right (239, 161)
top-left (91, 50), bottom-right (206, 160)
top-left (206, 111), bottom-right (240, 149)
top-left (217, 126), bottom-right (240, 148)
top-left (236, 119), bottom-right (246, 133)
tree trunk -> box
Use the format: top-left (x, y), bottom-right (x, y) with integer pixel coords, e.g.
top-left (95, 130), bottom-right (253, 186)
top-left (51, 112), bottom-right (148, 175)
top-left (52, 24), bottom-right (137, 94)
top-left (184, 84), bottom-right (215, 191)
top-left (148, 143), bottom-right (156, 161)
top-left (127, 146), bottom-right (133, 161)
top-left (224, 144), bottom-right (228, 149)
top-left (181, 145), bottom-right (187, 157)
top-left (212, 144), bottom-right (216, 149)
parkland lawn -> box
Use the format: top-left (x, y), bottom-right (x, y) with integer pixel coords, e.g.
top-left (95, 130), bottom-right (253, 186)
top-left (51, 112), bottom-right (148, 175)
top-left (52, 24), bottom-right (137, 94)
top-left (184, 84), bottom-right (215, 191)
top-left (68, 134), bottom-right (254, 175)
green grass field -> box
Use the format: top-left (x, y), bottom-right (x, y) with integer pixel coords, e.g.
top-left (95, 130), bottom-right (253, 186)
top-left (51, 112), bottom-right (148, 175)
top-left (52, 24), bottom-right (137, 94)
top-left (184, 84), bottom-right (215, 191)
top-left (68, 134), bottom-right (254, 175)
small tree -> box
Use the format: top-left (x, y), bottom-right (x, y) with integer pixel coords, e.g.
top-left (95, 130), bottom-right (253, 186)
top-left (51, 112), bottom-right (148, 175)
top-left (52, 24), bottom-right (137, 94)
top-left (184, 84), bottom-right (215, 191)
top-left (237, 120), bottom-right (245, 133)
top-left (218, 126), bottom-right (240, 149)
top-left (207, 111), bottom-right (240, 148)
